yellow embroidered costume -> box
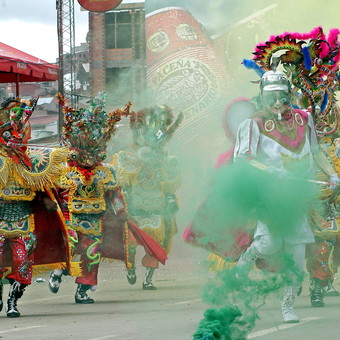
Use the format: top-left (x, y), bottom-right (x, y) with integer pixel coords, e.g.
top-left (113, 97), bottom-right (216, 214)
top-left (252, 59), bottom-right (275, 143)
top-left (115, 104), bottom-right (182, 290)
top-left (49, 93), bottom-right (167, 303)
top-left (0, 97), bottom-right (74, 318)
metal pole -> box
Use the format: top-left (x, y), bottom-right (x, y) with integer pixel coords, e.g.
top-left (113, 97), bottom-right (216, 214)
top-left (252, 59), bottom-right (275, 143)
top-left (57, 0), bottom-right (64, 140)
top-left (131, 9), bottom-right (136, 102)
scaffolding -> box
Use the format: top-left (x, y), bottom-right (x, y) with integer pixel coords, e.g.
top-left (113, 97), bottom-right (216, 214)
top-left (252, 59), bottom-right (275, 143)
top-left (56, 0), bottom-right (77, 108)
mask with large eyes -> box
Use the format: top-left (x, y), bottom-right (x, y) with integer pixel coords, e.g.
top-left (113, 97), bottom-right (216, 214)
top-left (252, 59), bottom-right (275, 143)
top-left (77, 151), bottom-right (97, 168)
top-left (2, 130), bottom-right (12, 141)
top-left (262, 90), bottom-right (291, 116)
top-left (97, 151), bottom-right (107, 162)
top-left (263, 92), bottom-right (290, 106)
top-left (69, 151), bottom-right (79, 161)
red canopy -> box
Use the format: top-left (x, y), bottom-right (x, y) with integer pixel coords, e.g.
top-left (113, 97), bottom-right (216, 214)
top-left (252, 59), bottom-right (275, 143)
top-left (0, 42), bottom-right (59, 96)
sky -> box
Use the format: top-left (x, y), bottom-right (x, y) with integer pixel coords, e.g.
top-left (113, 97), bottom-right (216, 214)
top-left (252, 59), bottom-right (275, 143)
top-left (2, 0), bottom-right (340, 65)
top-left (0, 0), bottom-right (146, 63)
top-left (0, 0), bottom-right (147, 64)
top-left (0, 0), bottom-right (88, 63)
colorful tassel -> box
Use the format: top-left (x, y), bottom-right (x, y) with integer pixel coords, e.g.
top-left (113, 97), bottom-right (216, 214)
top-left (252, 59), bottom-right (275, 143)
top-left (302, 46), bottom-right (312, 71)
top-left (320, 92), bottom-right (328, 113)
top-left (242, 59), bottom-right (265, 77)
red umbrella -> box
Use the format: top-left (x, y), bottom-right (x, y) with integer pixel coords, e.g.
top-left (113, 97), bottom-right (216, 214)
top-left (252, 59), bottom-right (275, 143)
top-left (0, 42), bottom-right (59, 96)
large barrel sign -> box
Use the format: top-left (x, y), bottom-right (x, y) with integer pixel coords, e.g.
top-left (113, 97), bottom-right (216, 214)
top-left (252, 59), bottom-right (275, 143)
top-left (146, 7), bottom-right (231, 145)
top-left (78, 0), bottom-right (122, 12)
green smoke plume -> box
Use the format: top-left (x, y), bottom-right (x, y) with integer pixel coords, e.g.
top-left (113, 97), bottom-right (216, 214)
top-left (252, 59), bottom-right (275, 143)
top-left (190, 158), bottom-right (318, 339)
top-left (190, 158), bottom-right (318, 256)
top-left (194, 255), bottom-right (305, 339)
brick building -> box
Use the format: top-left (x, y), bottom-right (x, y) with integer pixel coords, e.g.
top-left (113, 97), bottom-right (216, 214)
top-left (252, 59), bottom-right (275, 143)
top-left (88, 1), bottom-right (145, 106)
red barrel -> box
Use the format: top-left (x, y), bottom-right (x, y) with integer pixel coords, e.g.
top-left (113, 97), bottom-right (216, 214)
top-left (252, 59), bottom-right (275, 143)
top-left (146, 7), bottom-right (231, 146)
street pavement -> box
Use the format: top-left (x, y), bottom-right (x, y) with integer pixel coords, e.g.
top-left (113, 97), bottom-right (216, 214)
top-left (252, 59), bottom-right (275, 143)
top-left (1, 245), bottom-right (340, 340)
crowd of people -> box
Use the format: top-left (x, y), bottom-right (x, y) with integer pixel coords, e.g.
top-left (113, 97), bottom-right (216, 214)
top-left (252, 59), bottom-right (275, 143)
top-left (0, 27), bottom-right (339, 340)
top-left (0, 93), bottom-right (180, 317)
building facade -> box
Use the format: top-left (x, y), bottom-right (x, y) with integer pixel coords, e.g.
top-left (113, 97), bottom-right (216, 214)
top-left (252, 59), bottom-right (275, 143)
top-left (88, 2), bottom-right (146, 106)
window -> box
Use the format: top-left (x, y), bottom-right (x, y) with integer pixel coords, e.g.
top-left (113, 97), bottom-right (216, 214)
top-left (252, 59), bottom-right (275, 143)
top-left (105, 10), bottom-right (144, 53)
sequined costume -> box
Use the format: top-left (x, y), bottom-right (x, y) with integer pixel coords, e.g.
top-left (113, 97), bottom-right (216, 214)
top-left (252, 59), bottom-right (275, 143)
top-left (241, 26), bottom-right (340, 307)
top-left (0, 97), bottom-right (71, 318)
top-left (184, 27), bottom-right (340, 326)
top-left (57, 162), bottom-right (122, 288)
top-left (234, 109), bottom-right (316, 242)
top-left (49, 94), bottom-right (167, 302)
top-left (306, 137), bottom-right (340, 304)
top-left (233, 70), bottom-right (320, 324)
top-left (116, 105), bottom-right (182, 290)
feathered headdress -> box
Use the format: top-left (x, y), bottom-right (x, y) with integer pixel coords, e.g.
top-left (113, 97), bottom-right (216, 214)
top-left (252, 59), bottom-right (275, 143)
top-left (243, 26), bottom-right (340, 137)
top-left (57, 92), bottom-right (131, 165)
top-left (130, 105), bottom-right (183, 148)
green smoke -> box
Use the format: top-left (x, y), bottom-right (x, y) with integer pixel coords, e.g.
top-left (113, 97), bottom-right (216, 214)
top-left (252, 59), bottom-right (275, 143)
top-left (193, 306), bottom-right (242, 340)
top-left (190, 158), bottom-right (317, 339)
top-left (191, 158), bottom-right (318, 253)
top-left (194, 254), bottom-right (305, 339)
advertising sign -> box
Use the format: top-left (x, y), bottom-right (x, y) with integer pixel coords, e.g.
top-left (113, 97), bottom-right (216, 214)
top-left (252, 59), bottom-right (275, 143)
top-left (78, 0), bottom-right (123, 12)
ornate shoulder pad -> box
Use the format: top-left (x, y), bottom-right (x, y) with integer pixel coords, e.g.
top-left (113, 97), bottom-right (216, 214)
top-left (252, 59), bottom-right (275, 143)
top-left (101, 163), bottom-right (118, 189)
top-left (113, 151), bottom-right (140, 187)
top-left (17, 147), bottom-right (69, 190)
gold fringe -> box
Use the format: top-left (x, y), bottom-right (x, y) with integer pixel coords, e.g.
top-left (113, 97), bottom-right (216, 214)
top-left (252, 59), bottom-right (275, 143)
top-left (163, 220), bottom-right (177, 254)
top-left (19, 148), bottom-right (69, 190)
top-left (0, 154), bottom-right (9, 187)
top-left (101, 257), bottom-right (114, 263)
top-left (101, 257), bottom-right (127, 266)
top-left (120, 193), bottom-right (131, 269)
top-left (10, 147), bottom-right (69, 191)
top-left (107, 154), bottom-right (126, 187)
top-left (116, 163), bottom-right (131, 187)
top-left (32, 261), bottom-right (82, 277)
top-left (139, 226), bottom-right (165, 244)
top-left (124, 221), bottom-right (132, 269)
top-left (114, 150), bottom-right (153, 189)
top-left (68, 261), bottom-right (83, 277)
top-left (207, 253), bottom-right (237, 273)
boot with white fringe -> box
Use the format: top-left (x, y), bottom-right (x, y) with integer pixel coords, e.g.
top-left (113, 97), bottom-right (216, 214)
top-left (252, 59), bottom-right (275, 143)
top-left (281, 286), bottom-right (300, 323)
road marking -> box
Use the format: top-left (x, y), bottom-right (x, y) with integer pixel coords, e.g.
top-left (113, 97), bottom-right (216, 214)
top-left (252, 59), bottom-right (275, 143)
top-left (89, 337), bottom-right (141, 340)
top-left (89, 337), bottom-right (136, 340)
top-left (21, 295), bottom-right (73, 304)
top-left (167, 298), bottom-right (201, 305)
top-left (88, 336), bottom-right (119, 340)
top-left (248, 317), bottom-right (321, 338)
top-left (0, 326), bottom-right (45, 334)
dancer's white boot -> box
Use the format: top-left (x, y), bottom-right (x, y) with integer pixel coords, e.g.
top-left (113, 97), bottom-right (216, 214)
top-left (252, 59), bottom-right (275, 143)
top-left (281, 286), bottom-right (300, 323)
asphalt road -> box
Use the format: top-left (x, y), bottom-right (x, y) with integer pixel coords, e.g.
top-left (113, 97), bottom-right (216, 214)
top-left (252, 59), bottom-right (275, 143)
top-left (1, 245), bottom-right (340, 340)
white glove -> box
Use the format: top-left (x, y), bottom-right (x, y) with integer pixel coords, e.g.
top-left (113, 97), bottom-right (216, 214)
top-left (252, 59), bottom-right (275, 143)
top-left (329, 173), bottom-right (339, 190)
